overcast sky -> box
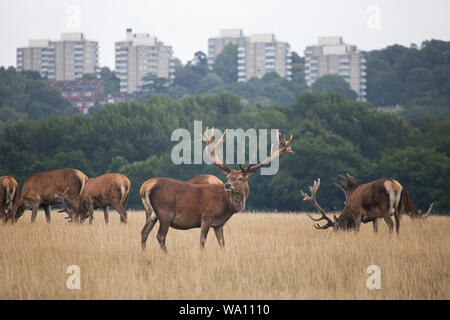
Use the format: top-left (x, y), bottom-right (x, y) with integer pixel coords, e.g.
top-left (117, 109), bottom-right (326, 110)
top-left (1, 0), bottom-right (449, 70)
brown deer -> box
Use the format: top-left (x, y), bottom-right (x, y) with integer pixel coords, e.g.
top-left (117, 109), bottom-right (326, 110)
top-left (1, 176), bottom-right (18, 220)
top-left (140, 128), bottom-right (294, 251)
top-left (5, 168), bottom-right (88, 224)
top-left (301, 175), bottom-right (434, 234)
top-left (57, 173), bottom-right (131, 224)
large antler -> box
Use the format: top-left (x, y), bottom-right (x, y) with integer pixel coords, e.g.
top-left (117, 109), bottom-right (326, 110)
top-left (201, 127), bottom-right (232, 173)
top-left (240, 130), bottom-right (294, 173)
top-left (300, 179), bottom-right (335, 230)
top-left (55, 188), bottom-right (74, 222)
top-left (334, 173), bottom-right (356, 204)
top-left (420, 202), bottom-right (434, 219)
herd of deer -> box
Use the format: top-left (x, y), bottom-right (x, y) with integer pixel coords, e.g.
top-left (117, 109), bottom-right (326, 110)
top-left (0, 128), bottom-right (433, 251)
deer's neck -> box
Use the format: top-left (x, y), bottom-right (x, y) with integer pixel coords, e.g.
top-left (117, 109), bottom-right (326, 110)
top-left (226, 189), bottom-right (248, 213)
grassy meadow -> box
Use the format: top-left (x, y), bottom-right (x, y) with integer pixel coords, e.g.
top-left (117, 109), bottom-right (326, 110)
top-left (0, 210), bottom-right (449, 300)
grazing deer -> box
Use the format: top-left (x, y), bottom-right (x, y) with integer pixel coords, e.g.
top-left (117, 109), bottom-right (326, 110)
top-left (57, 173), bottom-right (131, 224)
top-left (0, 176), bottom-right (18, 220)
top-left (5, 168), bottom-right (88, 224)
top-left (140, 128), bottom-right (294, 251)
top-left (300, 175), bottom-right (434, 234)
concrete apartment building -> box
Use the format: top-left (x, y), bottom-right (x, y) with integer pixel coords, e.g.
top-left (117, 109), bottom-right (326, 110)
top-left (115, 28), bottom-right (175, 93)
top-left (207, 29), bottom-right (248, 66)
top-left (17, 33), bottom-right (99, 81)
top-left (207, 29), bottom-right (292, 81)
top-left (304, 36), bottom-right (367, 100)
top-left (237, 34), bottom-right (292, 82)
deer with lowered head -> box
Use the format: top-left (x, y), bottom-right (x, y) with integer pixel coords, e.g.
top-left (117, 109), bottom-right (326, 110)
top-left (56, 173), bottom-right (131, 224)
top-left (140, 128), bottom-right (294, 251)
top-left (301, 174), bottom-right (433, 234)
top-left (5, 168), bottom-right (88, 224)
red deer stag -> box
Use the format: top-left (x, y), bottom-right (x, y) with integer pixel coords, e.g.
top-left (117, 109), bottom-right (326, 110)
top-left (5, 169), bottom-right (88, 224)
top-left (1, 176), bottom-right (18, 220)
top-left (140, 128), bottom-right (293, 251)
top-left (300, 175), bottom-right (434, 234)
top-left (58, 173), bottom-right (131, 224)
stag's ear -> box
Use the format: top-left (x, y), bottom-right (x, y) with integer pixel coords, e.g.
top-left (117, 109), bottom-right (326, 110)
top-left (333, 214), bottom-right (338, 223)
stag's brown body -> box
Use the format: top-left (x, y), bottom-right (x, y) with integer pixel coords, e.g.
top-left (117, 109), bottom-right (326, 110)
top-left (0, 176), bottom-right (18, 220)
top-left (342, 178), bottom-right (403, 232)
top-left (7, 168), bottom-right (88, 223)
top-left (185, 174), bottom-right (223, 185)
top-left (140, 176), bottom-right (248, 250)
top-left (79, 173), bottom-right (131, 224)
top-left (302, 175), bottom-right (433, 234)
top-left (140, 128), bottom-right (293, 251)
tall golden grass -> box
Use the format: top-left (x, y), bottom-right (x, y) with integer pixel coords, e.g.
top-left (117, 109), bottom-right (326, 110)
top-left (0, 210), bottom-right (448, 299)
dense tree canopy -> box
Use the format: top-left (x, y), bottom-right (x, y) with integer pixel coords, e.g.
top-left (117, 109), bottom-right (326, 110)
top-left (311, 74), bottom-right (358, 100)
top-left (0, 91), bottom-right (448, 213)
top-left (366, 40), bottom-right (450, 119)
top-left (0, 67), bottom-right (76, 132)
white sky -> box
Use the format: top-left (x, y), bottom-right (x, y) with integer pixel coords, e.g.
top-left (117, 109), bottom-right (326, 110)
top-left (1, 0), bottom-right (449, 70)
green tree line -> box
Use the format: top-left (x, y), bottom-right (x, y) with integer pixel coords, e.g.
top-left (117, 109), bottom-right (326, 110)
top-left (0, 92), bottom-right (448, 213)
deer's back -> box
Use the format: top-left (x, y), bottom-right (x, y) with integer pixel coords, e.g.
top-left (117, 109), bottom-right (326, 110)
top-left (21, 169), bottom-right (87, 204)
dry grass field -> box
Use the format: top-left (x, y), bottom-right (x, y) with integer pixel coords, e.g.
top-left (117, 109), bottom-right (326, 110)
top-left (0, 210), bottom-right (449, 300)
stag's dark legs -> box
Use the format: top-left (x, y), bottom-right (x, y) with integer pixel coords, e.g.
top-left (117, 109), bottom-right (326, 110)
top-left (383, 214), bottom-right (394, 233)
top-left (88, 202), bottom-right (95, 225)
top-left (394, 209), bottom-right (400, 235)
top-left (372, 219), bottom-right (379, 233)
top-left (214, 226), bottom-right (225, 248)
top-left (30, 202), bottom-right (39, 223)
top-left (111, 201), bottom-right (127, 224)
top-left (156, 221), bottom-right (170, 252)
top-left (103, 207), bottom-right (109, 224)
top-left (353, 215), bottom-right (362, 232)
top-left (0, 202), bottom-right (4, 222)
top-left (200, 220), bottom-right (211, 249)
top-left (43, 205), bottom-right (51, 223)
top-left (141, 211), bottom-right (158, 250)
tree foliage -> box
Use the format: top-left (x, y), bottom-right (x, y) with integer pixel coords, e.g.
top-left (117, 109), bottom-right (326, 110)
top-left (366, 40), bottom-right (450, 120)
top-left (0, 91), bottom-right (448, 213)
top-left (0, 67), bottom-right (76, 132)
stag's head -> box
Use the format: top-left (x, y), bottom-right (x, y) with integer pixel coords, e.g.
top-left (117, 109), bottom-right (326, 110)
top-left (300, 174), bottom-right (357, 231)
top-left (201, 127), bottom-right (294, 195)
